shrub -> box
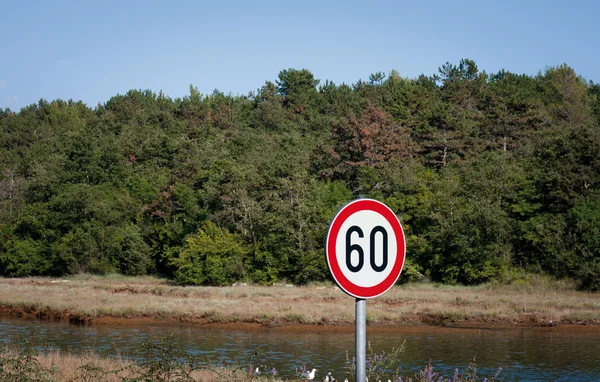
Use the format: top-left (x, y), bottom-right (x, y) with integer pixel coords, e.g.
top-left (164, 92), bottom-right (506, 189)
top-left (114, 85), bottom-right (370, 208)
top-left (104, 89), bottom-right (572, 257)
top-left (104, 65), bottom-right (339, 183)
top-left (172, 221), bottom-right (249, 286)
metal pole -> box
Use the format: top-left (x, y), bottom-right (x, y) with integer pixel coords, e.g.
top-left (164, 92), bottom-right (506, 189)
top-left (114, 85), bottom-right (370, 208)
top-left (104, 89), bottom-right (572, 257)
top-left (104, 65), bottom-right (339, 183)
top-left (356, 298), bottom-right (366, 382)
top-left (356, 196), bottom-right (367, 382)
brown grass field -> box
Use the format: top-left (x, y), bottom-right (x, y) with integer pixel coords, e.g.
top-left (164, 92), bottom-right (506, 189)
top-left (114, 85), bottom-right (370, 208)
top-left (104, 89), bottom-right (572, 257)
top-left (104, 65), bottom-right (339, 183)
top-left (1, 274), bottom-right (600, 328)
top-left (0, 345), bottom-right (280, 382)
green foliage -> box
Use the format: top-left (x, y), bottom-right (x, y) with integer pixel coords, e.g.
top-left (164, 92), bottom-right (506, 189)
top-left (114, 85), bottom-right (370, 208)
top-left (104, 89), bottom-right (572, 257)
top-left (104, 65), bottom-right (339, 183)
top-left (103, 224), bottom-right (152, 275)
top-left (0, 237), bottom-right (52, 277)
top-left (427, 196), bottom-right (513, 284)
top-left (172, 221), bottom-right (249, 285)
top-left (276, 68), bottom-right (320, 112)
top-left (2, 60), bottom-right (600, 289)
top-left (570, 197), bottom-right (600, 290)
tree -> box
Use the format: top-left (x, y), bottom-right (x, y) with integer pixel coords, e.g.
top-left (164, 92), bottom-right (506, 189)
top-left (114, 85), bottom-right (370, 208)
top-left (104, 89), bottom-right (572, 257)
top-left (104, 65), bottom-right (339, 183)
top-left (251, 81), bottom-right (287, 130)
top-left (2, 61), bottom-right (600, 289)
top-left (570, 197), bottom-right (600, 290)
top-left (0, 169), bottom-right (25, 224)
top-left (322, 105), bottom-right (417, 193)
top-left (432, 59), bottom-right (487, 165)
top-left (172, 221), bottom-right (248, 286)
top-left (481, 70), bottom-right (545, 152)
top-left (276, 68), bottom-right (320, 114)
top-left (0, 237), bottom-right (52, 277)
top-left (539, 64), bottom-right (593, 125)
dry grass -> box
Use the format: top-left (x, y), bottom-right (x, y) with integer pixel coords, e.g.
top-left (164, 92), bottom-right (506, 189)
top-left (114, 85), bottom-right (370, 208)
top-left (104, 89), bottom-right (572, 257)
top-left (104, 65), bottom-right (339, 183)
top-left (36, 351), bottom-right (247, 382)
top-left (1, 275), bottom-right (600, 327)
top-left (0, 346), bottom-right (277, 381)
top-left (35, 350), bottom-right (136, 381)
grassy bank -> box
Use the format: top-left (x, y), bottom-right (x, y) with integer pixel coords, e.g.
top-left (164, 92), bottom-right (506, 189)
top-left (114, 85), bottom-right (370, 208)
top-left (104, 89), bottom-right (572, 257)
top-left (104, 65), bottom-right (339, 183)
top-left (1, 336), bottom-right (502, 382)
top-left (0, 340), bottom-right (279, 382)
top-left (1, 275), bottom-right (600, 327)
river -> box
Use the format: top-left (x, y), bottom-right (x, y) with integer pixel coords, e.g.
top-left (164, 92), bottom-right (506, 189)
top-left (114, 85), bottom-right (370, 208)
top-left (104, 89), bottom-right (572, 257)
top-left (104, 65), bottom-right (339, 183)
top-left (1, 315), bottom-right (599, 381)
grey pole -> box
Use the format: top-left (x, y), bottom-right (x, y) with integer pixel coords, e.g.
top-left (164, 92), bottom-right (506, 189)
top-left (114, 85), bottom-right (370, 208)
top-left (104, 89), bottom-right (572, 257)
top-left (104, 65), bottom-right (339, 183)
top-left (356, 298), bottom-right (366, 382)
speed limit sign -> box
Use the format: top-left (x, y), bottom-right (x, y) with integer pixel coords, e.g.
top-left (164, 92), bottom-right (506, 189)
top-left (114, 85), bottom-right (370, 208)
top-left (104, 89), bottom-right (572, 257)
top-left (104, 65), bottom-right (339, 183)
top-left (326, 198), bottom-right (406, 299)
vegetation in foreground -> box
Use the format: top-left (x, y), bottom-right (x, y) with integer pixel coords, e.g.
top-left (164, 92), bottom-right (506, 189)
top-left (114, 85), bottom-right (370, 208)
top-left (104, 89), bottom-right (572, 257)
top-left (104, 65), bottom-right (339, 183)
top-left (1, 275), bottom-right (599, 327)
top-left (2, 60), bottom-right (600, 290)
top-left (0, 335), bottom-right (502, 382)
top-left (0, 335), bottom-right (271, 382)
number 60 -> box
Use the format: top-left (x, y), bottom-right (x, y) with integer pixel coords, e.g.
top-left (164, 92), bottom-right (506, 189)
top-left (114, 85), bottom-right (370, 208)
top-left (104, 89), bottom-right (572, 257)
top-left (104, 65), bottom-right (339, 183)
top-left (345, 225), bottom-right (388, 273)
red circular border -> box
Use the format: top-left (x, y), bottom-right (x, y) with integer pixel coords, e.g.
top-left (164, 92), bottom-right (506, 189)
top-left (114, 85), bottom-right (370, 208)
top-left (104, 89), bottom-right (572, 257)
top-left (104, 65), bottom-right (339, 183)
top-left (326, 199), bottom-right (406, 299)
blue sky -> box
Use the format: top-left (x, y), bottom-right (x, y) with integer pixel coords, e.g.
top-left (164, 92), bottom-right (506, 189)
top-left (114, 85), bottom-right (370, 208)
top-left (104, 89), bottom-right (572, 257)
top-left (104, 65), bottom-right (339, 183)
top-left (1, 0), bottom-right (598, 111)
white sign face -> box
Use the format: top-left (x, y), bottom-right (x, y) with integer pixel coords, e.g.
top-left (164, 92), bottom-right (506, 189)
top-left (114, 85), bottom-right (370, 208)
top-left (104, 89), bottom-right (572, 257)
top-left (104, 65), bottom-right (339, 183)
top-left (335, 210), bottom-right (398, 288)
top-left (326, 199), bottom-right (406, 299)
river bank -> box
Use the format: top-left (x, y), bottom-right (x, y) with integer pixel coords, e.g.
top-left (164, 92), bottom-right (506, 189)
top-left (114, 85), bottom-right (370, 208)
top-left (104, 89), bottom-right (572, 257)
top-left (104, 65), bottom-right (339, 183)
top-left (1, 275), bottom-right (599, 328)
top-left (0, 343), bottom-right (279, 382)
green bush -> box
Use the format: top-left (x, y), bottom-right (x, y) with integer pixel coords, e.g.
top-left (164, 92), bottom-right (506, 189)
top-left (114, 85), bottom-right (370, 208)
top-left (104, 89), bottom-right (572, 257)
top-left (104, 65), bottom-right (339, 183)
top-left (0, 238), bottom-right (52, 277)
top-left (172, 221), bottom-right (249, 285)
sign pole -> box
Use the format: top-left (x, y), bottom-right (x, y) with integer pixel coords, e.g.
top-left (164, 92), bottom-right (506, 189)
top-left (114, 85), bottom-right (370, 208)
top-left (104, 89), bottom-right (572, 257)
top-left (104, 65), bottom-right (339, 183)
top-left (356, 298), bottom-right (366, 382)
top-left (325, 198), bottom-right (406, 382)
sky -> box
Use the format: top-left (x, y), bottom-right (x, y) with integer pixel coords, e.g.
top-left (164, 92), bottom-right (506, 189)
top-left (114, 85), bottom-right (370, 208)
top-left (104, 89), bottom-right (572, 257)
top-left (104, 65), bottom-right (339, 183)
top-left (1, 0), bottom-right (599, 111)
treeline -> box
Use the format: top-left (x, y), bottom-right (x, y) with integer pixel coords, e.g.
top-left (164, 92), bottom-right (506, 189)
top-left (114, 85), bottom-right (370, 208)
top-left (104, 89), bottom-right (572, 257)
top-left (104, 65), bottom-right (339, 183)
top-left (1, 59), bottom-right (600, 289)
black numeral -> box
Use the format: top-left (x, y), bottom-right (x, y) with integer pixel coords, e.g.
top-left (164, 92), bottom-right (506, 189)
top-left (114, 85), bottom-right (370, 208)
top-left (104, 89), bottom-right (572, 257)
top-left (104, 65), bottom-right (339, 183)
top-left (345, 225), bottom-right (389, 273)
top-left (345, 226), bottom-right (364, 272)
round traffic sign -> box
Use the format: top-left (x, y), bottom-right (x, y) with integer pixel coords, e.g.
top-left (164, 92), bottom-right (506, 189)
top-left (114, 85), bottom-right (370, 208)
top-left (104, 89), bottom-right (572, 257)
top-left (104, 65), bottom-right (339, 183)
top-left (326, 198), bottom-right (406, 299)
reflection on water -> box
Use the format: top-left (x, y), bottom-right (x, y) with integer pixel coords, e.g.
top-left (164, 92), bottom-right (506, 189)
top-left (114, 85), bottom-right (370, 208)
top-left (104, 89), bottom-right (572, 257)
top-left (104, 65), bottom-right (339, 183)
top-left (1, 315), bottom-right (600, 380)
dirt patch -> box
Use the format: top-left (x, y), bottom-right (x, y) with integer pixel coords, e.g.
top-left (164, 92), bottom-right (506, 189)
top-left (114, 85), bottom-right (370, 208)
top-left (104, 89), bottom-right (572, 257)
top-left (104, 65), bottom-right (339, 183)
top-left (92, 315), bottom-right (183, 326)
top-left (0, 305), bottom-right (92, 325)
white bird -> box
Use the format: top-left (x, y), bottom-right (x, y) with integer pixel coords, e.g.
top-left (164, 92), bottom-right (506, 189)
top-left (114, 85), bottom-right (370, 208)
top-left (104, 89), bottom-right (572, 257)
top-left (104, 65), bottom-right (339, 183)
top-left (302, 368), bottom-right (318, 381)
top-left (254, 367), bottom-right (261, 375)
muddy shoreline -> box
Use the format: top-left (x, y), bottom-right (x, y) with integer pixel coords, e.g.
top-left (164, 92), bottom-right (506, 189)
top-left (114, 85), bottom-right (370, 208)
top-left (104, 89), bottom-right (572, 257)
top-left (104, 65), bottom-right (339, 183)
top-left (2, 304), bottom-right (597, 330)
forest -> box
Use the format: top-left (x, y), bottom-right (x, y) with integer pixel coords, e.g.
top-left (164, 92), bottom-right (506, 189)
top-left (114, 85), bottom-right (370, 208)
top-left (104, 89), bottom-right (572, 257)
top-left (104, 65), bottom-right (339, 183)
top-left (1, 59), bottom-right (600, 289)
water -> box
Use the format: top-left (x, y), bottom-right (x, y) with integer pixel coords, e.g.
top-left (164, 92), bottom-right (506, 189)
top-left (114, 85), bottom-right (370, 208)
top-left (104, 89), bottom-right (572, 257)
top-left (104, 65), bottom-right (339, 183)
top-left (1, 315), bottom-right (600, 381)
